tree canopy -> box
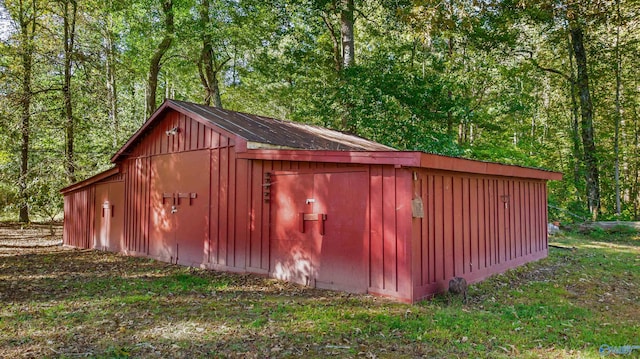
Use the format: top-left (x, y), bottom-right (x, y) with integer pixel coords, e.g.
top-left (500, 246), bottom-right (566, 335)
top-left (1, 0), bottom-right (639, 222)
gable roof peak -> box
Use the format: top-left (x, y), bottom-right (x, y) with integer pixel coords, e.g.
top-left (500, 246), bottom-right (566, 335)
top-left (111, 99), bottom-right (395, 162)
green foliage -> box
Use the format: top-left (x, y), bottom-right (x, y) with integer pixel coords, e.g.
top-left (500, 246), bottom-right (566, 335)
top-left (579, 224), bottom-right (639, 242)
top-left (0, 0), bottom-right (639, 220)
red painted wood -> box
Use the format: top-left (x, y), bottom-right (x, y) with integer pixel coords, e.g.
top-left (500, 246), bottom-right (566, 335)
top-left (261, 161), bottom-right (272, 271)
top-left (469, 178), bottom-right (478, 273)
top-left (497, 179), bottom-right (505, 264)
top-left (443, 175), bottom-right (453, 280)
top-left (395, 169), bottom-right (413, 298)
top-left (513, 181), bottom-right (521, 257)
top-left (369, 165), bottom-right (384, 290)
top-left (270, 172), bottom-right (315, 285)
top-left (382, 166), bottom-right (397, 292)
top-left (177, 152), bottom-right (210, 266)
top-left (453, 176), bottom-right (463, 276)
top-left (428, 175), bottom-right (436, 283)
top-left (489, 179), bottom-right (496, 266)
top-left (434, 175), bottom-right (444, 281)
top-left (218, 146), bottom-right (229, 266)
top-left (463, 177), bottom-right (471, 274)
top-left (94, 181), bottom-right (124, 252)
top-left (247, 160), bottom-right (262, 270)
top-left (123, 157), bottom-right (151, 254)
top-left (314, 170), bottom-right (369, 292)
top-left (63, 188), bottom-right (94, 248)
top-left (410, 169), bottom-right (552, 302)
top-left (148, 151), bottom-right (210, 266)
top-left (414, 176), bottom-right (425, 286)
top-left (543, 183), bottom-right (549, 250)
top-left (65, 103), bottom-right (559, 304)
top-left (234, 154), bottom-right (248, 269)
top-left (225, 147), bottom-right (238, 267)
top-left (209, 148), bottom-right (220, 264)
top-left (478, 178), bottom-right (486, 270)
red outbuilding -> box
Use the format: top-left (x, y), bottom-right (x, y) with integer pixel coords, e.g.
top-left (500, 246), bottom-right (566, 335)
top-left (61, 99), bottom-right (562, 303)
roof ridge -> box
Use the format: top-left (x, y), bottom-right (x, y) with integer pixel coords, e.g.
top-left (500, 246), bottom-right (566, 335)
top-left (166, 99), bottom-right (394, 151)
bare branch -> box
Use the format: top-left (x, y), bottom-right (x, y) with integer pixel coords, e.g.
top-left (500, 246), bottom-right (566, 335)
top-left (320, 11), bottom-right (341, 71)
top-left (514, 49), bottom-right (573, 83)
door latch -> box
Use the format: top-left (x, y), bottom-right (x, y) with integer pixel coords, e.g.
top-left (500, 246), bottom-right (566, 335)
top-left (171, 205), bottom-right (178, 214)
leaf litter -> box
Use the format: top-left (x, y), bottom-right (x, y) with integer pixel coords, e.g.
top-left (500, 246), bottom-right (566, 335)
top-left (1, 223), bottom-right (639, 358)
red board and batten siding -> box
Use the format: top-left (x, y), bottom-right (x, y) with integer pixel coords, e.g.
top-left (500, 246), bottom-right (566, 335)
top-left (119, 110), bottom-right (236, 258)
top-left (63, 171), bottom-right (124, 249)
top-left (63, 187), bottom-right (94, 248)
top-left (242, 160), bottom-right (361, 274)
top-left (62, 102), bottom-right (562, 304)
top-left (411, 169), bottom-right (549, 301)
top-left (368, 165), bottom-right (413, 301)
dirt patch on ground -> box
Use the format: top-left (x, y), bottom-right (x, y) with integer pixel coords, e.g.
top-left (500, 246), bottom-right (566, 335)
top-left (0, 222), bottom-right (63, 248)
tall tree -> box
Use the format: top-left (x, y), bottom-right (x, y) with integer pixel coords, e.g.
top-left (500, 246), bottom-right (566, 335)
top-left (146, 0), bottom-right (174, 116)
top-left (104, 4), bottom-right (119, 147)
top-left (569, 24), bottom-right (600, 219)
top-left (340, 0), bottom-right (354, 69)
top-left (197, 0), bottom-right (227, 108)
top-left (13, 0), bottom-right (39, 222)
top-left (60, 0), bottom-right (78, 183)
top-left (613, 0), bottom-right (622, 216)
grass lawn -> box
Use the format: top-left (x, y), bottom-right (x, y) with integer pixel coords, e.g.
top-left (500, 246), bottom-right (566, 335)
top-left (0, 225), bottom-right (638, 358)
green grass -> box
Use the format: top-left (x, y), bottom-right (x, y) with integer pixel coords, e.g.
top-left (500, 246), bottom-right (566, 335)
top-left (0, 230), bottom-right (639, 358)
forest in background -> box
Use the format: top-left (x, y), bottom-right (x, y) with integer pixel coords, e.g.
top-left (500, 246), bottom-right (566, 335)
top-left (0, 0), bottom-right (639, 223)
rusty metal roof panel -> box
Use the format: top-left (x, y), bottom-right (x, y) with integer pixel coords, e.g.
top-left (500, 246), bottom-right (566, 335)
top-left (169, 100), bottom-right (395, 151)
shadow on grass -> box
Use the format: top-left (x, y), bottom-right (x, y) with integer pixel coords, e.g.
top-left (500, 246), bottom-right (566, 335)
top-left (1, 236), bottom-right (639, 358)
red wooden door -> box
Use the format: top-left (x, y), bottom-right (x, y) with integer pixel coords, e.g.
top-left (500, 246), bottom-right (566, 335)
top-left (94, 183), bottom-right (110, 250)
top-left (270, 170), bottom-right (368, 292)
top-left (94, 181), bottom-right (124, 252)
top-left (150, 156), bottom-right (178, 263)
top-left (270, 173), bottom-right (317, 285)
top-left (314, 171), bottom-right (368, 292)
top-left (150, 151), bottom-right (210, 266)
top-left (109, 182), bottom-right (125, 252)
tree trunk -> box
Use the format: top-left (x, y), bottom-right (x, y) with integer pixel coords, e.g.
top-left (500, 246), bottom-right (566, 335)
top-left (105, 12), bottom-right (119, 147)
top-left (567, 34), bottom-right (583, 199)
top-left (17, 0), bottom-right (38, 223)
top-left (570, 25), bottom-right (600, 220)
top-left (198, 0), bottom-right (224, 108)
top-left (633, 103), bottom-right (639, 219)
top-left (614, 0), bottom-right (622, 216)
top-left (320, 11), bottom-right (341, 72)
top-left (339, 0), bottom-right (355, 130)
top-left (146, 0), bottom-right (174, 116)
top-left (62, 0), bottom-right (77, 183)
top-left (340, 0), bottom-right (354, 69)
top-left (447, 36), bottom-right (455, 139)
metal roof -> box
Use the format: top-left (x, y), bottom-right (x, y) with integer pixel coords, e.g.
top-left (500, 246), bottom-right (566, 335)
top-left (168, 100), bottom-right (395, 151)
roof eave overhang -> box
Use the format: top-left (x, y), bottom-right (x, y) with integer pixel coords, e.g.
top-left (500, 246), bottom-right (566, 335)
top-left (238, 149), bottom-right (562, 180)
top-left (237, 149), bottom-right (421, 166)
top-left (419, 153), bottom-right (563, 180)
top-left (60, 167), bottom-right (120, 195)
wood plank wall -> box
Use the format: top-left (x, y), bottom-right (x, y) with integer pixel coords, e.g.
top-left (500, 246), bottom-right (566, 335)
top-left (62, 108), bottom-right (552, 304)
top-left (241, 160), bottom-right (355, 274)
top-left (412, 170), bottom-right (548, 300)
top-left (122, 111), bottom-right (234, 256)
top-left (123, 157), bottom-right (151, 254)
top-left (63, 187), bottom-right (94, 248)
top-left (128, 111), bottom-right (221, 157)
top-left (368, 165), bottom-right (413, 300)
